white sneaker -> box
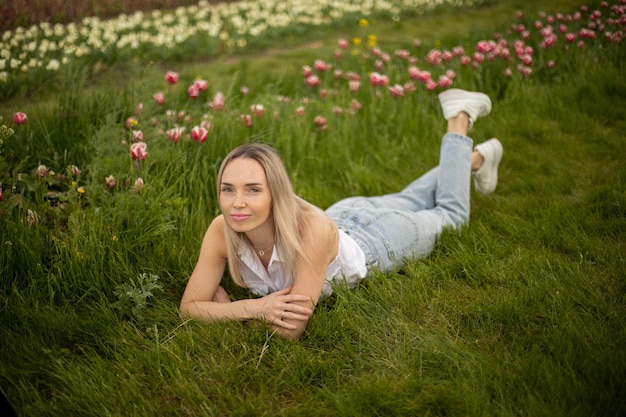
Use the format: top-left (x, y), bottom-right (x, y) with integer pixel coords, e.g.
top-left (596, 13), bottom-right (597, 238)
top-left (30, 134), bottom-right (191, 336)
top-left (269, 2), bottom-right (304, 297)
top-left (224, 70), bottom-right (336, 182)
top-left (473, 138), bottom-right (503, 195)
top-left (438, 88), bottom-right (492, 129)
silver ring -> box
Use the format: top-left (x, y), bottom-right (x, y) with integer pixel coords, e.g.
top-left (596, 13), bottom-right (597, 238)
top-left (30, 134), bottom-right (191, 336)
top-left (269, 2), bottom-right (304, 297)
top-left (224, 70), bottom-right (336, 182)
top-left (280, 311), bottom-right (285, 319)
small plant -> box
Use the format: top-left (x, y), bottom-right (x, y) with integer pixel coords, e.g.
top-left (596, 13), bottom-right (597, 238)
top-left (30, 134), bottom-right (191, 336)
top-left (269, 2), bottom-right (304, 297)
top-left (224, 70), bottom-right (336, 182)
top-left (112, 272), bottom-right (163, 320)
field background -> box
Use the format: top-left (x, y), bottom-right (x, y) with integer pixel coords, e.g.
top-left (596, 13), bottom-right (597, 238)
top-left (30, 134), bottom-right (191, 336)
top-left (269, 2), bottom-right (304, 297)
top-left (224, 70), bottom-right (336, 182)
top-left (1, 0), bottom-right (625, 416)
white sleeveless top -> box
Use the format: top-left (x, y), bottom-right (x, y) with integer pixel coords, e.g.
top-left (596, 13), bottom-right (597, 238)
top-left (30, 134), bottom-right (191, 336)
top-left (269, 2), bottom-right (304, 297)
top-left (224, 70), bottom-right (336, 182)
top-left (238, 229), bottom-right (367, 297)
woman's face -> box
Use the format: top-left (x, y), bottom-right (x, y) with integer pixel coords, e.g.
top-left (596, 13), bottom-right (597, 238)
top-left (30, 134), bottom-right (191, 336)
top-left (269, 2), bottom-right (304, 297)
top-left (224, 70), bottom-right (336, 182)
top-left (219, 157), bottom-right (273, 235)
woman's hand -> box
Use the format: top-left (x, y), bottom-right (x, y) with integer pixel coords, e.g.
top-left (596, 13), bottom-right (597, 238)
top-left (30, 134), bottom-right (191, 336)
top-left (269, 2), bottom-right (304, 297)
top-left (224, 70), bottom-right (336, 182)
top-left (257, 286), bottom-right (313, 330)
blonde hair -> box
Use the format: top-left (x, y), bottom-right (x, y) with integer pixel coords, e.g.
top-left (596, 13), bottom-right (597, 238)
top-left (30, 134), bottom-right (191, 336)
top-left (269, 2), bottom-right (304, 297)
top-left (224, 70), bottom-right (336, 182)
top-left (217, 143), bottom-right (311, 287)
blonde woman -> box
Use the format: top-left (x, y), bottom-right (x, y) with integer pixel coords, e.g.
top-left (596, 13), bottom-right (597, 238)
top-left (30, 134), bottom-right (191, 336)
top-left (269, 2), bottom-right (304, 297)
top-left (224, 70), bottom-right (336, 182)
top-left (180, 89), bottom-right (503, 340)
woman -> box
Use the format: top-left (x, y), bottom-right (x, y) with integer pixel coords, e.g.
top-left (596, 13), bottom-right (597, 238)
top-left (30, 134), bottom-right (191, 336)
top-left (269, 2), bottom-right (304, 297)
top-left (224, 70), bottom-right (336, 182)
top-left (180, 89), bottom-right (503, 340)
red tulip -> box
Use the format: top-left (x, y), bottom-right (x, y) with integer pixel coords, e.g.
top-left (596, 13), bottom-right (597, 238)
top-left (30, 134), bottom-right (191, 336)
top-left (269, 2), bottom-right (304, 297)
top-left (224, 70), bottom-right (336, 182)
top-left (130, 142), bottom-right (147, 160)
top-left (191, 125), bottom-right (208, 142)
top-left (13, 112), bottom-right (27, 124)
top-left (165, 71), bottom-right (179, 84)
top-left (166, 127), bottom-right (185, 143)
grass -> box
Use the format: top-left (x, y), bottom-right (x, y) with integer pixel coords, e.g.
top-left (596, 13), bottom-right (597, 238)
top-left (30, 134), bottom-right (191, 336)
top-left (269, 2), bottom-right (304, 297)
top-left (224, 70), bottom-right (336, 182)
top-left (1, 0), bottom-right (626, 416)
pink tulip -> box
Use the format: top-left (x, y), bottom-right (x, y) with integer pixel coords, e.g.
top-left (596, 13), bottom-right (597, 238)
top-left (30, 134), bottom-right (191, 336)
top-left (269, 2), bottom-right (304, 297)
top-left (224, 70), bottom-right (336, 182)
top-left (369, 72), bottom-right (389, 87)
top-left (166, 127), bottom-right (185, 144)
top-left (305, 75), bottom-right (321, 87)
top-left (240, 86), bottom-right (249, 96)
top-left (105, 175), bottom-right (116, 190)
top-left (337, 38), bottom-right (349, 49)
top-left (388, 84), bottom-right (405, 97)
top-left (130, 142), bottom-right (147, 160)
top-left (165, 71), bottom-right (179, 84)
top-left (295, 106), bottom-right (305, 116)
top-left (13, 112), bottom-right (27, 124)
top-left (438, 75), bottom-right (453, 88)
top-left (313, 59), bottom-right (331, 72)
top-left (191, 125), bottom-right (209, 142)
top-left (332, 106), bottom-right (344, 116)
top-left (313, 116), bottom-right (327, 130)
top-left (350, 99), bottom-right (362, 112)
top-left (188, 85), bottom-right (200, 99)
top-left (349, 80), bottom-right (361, 93)
top-left (153, 92), bottom-right (165, 105)
top-left (345, 71), bottom-right (360, 81)
top-left (395, 49), bottom-right (410, 59)
top-left (209, 92), bottom-right (225, 111)
top-left (302, 65), bottom-right (313, 78)
top-left (194, 79), bottom-right (209, 92)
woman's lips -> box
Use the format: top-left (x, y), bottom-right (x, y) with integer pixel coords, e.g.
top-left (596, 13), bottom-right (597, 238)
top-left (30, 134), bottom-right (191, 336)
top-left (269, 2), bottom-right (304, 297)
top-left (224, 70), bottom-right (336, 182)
top-left (231, 214), bottom-right (250, 221)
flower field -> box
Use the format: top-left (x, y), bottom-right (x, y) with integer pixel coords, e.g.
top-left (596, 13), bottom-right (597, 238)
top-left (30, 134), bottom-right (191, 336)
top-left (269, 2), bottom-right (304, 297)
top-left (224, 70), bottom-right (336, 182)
top-left (1, 0), bottom-right (625, 415)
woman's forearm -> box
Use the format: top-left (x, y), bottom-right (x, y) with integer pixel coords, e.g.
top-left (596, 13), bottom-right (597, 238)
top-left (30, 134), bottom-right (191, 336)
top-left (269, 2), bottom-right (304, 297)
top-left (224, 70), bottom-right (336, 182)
top-left (180, 298), bottom-right (259, 323)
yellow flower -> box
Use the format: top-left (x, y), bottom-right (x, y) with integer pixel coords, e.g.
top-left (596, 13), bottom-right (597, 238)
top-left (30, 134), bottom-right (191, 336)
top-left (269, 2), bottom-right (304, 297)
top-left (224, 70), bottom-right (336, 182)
top-left (352, 37), bottom-right (362, 46)
top-left (71, 181), bottom-right (77, 188)
top-left (77, 186), bottom-right (85, 194)
top-left (359, 18), bottom-right (369, 27)
top-left (368, 35), bottom-right (377, 48)
top-left (112, 235), bottom-right (118, 242)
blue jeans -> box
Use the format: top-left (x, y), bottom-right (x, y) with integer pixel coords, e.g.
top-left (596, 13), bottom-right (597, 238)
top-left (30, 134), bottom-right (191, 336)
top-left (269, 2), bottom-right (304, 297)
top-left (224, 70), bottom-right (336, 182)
top-left (325, 133), bottom-right (472, 272)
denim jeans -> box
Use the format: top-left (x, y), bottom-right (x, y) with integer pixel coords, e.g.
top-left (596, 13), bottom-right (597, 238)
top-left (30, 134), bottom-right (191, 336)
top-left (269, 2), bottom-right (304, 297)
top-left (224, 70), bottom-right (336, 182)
top-left (325, 133), bottom-right (472, 272)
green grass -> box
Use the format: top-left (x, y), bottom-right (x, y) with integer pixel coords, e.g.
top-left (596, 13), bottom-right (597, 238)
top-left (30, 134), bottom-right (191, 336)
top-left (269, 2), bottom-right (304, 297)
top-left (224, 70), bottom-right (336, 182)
top-left (1, 0), bottom-right (626, 416)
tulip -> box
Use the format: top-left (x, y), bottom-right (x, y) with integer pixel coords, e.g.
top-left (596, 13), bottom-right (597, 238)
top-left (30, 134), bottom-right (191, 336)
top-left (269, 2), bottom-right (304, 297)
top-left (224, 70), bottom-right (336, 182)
top-left (250, 104), bottom-right (265, 118)
top-left (305, 75), bottom-right (321, 87)
top-left (313, 59), bottom-right (331, 72)
top-left (388, 84), bottom-right (405, 97)
top-left (153, 92), bottom-right (165, 105)
top-left (132, 130), bottom-right (144, 142)
top-left (35, 165), bottom-right (49, 178)
top-left (130, 142), bottom-right (147, 160)
top-left (368, 72), bottom-right (389, 87)
top-left (188, 84), bottom-right (200, 99)
top-left (105, 175), bottom-right (116, 190)
top-left (209, 92), bottom-right (225, 111)
top-left (133, 178), bottom-right (144, 193)
top-left (13, 112), bottom-right (27, 124)
top-left (165, 71), bottom-right (179, 84)
top-left (166, 127), bottom-right (185, 144)
top-left (313, 116), bottom-right (327, 131)
top-left (240, 114), bottom-right (252, 128)
top-left (194, 78), bottom-right (209, 92)
top-left (240, 86), bottom-right (249, 96)
top-left (71, 165), bottom-right (81, 177)
top-left (191, 125), bottom-right (209, 142)
top-left (337, 39), bottom-right (349, 49)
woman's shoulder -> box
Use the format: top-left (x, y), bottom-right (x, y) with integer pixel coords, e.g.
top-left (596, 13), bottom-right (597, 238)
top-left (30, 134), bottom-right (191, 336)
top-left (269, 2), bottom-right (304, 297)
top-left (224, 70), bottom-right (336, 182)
top-left (299, 201), bottom-right (338, 243)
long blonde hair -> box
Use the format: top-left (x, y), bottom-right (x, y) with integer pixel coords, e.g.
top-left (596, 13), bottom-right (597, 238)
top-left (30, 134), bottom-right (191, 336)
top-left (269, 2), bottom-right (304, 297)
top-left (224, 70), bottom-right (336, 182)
top-left (217, 143), bottom-right (311, 287)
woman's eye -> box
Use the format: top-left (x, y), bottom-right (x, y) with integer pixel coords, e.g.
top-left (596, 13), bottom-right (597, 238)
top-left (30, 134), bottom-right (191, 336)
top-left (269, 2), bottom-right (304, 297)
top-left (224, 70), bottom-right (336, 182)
top-left (250, 188), bottom-right (260, 193)
top-left (221, 187), bottom-right (232, 193)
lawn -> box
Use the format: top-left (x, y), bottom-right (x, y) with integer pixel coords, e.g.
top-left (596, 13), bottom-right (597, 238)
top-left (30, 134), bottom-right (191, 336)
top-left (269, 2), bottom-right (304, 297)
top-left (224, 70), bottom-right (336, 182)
top-left (1, 0), bottom-right (625, 415)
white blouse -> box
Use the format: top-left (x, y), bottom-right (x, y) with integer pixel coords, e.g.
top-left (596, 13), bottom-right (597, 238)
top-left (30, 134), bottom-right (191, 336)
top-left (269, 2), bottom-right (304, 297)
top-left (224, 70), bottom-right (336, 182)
top-left (238, 229), bottom-right (367, 297)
